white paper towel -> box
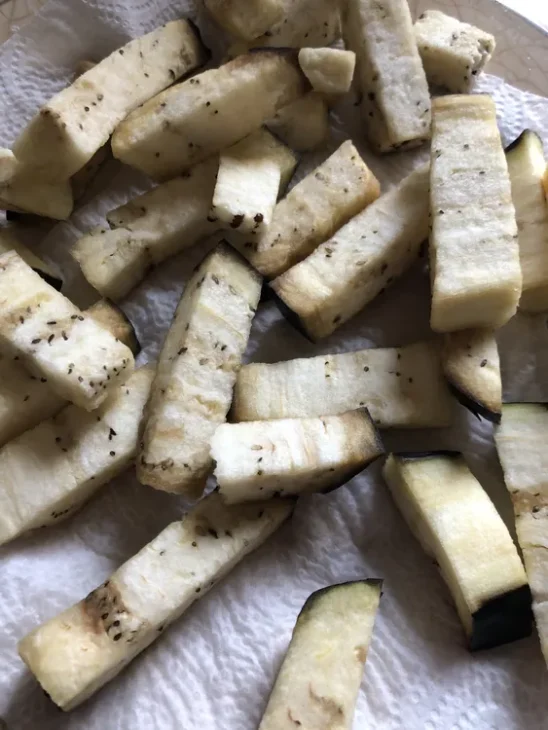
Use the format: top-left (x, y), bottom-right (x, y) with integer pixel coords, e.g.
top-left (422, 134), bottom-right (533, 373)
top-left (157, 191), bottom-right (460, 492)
top-left (1, 2), bottom-right (548, 729)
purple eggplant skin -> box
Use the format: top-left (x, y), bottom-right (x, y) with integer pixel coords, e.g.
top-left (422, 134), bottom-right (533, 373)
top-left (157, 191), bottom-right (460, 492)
top-left (469, 584), bottom-right (533, 651)
top-left (300, 579), bottom-right (384, 617)
top-left (447, 381), bottom-right (501, 425)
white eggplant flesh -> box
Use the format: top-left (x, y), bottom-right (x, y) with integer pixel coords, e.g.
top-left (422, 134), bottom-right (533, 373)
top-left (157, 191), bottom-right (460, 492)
top-left (72, 158), bottom-right (218, 301)
top-left (0, 367), bottom-right (153, 546)
top-left (233, 341), bottom-right (453, 428)
top-left (0, 300), bottom-right (139, 447)
top-left (414, 10), bottom-right (495, 93)
top-left (495, 404), bottom-right (548, 666)
top-left (212, 409), bottom-right (384, 504)
top-left (231, 140), bottom-right (380, 279)
top-left (383, 453), bottom-right (531, 650)
top-left (342, 0), bottom-right (431, 152)
top-left (506, 130), bottom-right (548, 313)
top-left (111, 51), bottom-right (308, 181)
top-left (298, 48), bottom-right (356, 95)
top-left (138, 243), bottom-right (262, 497)
top-left (8, 20), bottom-right (206, 183)
top-left (430, 95), bottom-right (521, 332)
top-left (441, 328), bottom-right (501, 423)
top-left (211, 129), bottom-right (297, 235)
top-left (0, 251), bottom-right (134, 410)
top-left (271, 164), bottom-right (429, 340)
top-left (259, 581), bottom-right (382, 730)
top-left (265, 92), bottom-right (329, 152)
top-left (0, 173), bottom-right (73, 220)
top-left (18, 493), bottom-right (293, 711)
top-left (226, 0), bottom-right (341, 53)
top-left (204, 0), bottom-right (284, 41)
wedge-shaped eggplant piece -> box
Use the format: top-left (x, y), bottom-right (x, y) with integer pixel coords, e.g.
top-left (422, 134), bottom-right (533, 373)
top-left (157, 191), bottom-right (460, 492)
top-left (0, 367), bottom-right (152, 546)
top-left (414, 10), bottom-right (495, 93)
top-left (271, 164), bottom-right (429, 340)
top-left (259, 580), bottom-right (382, 730)
top-left (298, 48), bottom-right (356, 95)
top-left (0, 173), bottom-right (73, 220)
top-left (342, 0), bottom-right (431, 153)
top-left (233, 341), bottom-right (453, 428)
top-left (265, 92), bottom-right (329, 152)
top-left (430, 95), bottom-right (521, 332)
top-left (231, 141), bottom-right (380, 279)
top-left (0, 300), bottom-right (140, 447)
top-left (212, 409), bottom-right (383, 504)
top-left (383, 452), bottom-right (531, 650)
top-left (0, 252), bottom-right (134, 410)
top-left (138, 244), bottom-right (262, 497)
top-left (5, 20), bottom-right (206, 184)
top-left (495, 404), bottom-right (548, 665)
top-left (441, 329), bottom-right (501, 423)
top-left (112, 51), bottom-right (307, 182)
top-left (86, 300), bottom-right (140, 356)
top-left (227, 0), bottom-right (341, 52)
top-left (506, 130), bottom-right (548, 313)
top-left (72, 158), bottom-right (218, 301)
top-left (0, 227), bottom-right (62, 290)
top-left (205, 0), bottom-right (284, 40)
top-left (18, 493), bottom-right (292, 711)
top-left (211, 129), bottom-right (297, 236)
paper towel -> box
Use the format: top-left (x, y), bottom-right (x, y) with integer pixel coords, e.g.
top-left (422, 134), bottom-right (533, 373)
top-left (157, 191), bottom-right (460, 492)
top-left (1, 1), bottom-right (548, 729)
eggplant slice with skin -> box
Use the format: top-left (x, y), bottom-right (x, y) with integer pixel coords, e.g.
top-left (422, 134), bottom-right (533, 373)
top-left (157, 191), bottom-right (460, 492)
top-left (495, 403), bottom-right (548, 666)
top-left (212, 409), bottom-right (384, 504)
top-left (441, 328), bottom-right (501, 423)
top-left (259, 580), bottom-right (382, 730)
top-left (382, 452), bottom-right (532, 651)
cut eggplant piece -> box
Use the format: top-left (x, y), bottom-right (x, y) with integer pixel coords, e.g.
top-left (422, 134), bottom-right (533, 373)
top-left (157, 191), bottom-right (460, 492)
top-left (0, 251), bottom-right (134, 411)
top-left (0, 300), bottom-right (141, 448)
top-left (18, 493), bottom-right (293, 711)
top-left (111, 51), bottom-right (308, 182)
top-left (265, 92), bottom-right (329, 152)
top-left (270, 164), bottom-right (429, 340)
top-left (212, 409), bottom-right (383, 504)
top-left (233, 341), bottom-right (453, 428)
top-left (298, 48), bottom-right (356, 95)
top-left (258, 580), bottom-right (382, 730)
top-left (0, 173), bottom-right (73, 220)
top-left (0, 367), bottom-right (153, 546)
top-left (6, 20), bottom-right (206, 184)
top-left (138, 244), bottom-right (262, 497)
top-left (383, 453), bottom-right (531, 650)
top-left (211, 129), bottom-right (297, 236)
top-left (0, 227), bottom-right (62, 290)
top-left (204, 0), bottom-right (284, 40)
top-left (414, 10), bottom-right (495, 93)
top-left (495, 404), bottom-right (548, 665)
top-left (231, 140), bottom-right (380, 279)
top-left (441, 329), bottom-right (501, 423)
top-left (72, 158), bottom-right (218, 301)
top-left (506, 130), bottom-right (548, 313)
top-left (430, 95), bottom-right (521, 332)
top-left (342, 0), bottom-right (431, 153)
top-left (227, 0), bottom-right (341, 52)
top-left (86, 300), bottom-right (140, 356)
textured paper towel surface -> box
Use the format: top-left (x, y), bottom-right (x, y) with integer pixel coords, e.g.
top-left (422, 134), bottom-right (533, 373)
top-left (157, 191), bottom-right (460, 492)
top-left (1, 2), bottom-right (548, 729)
